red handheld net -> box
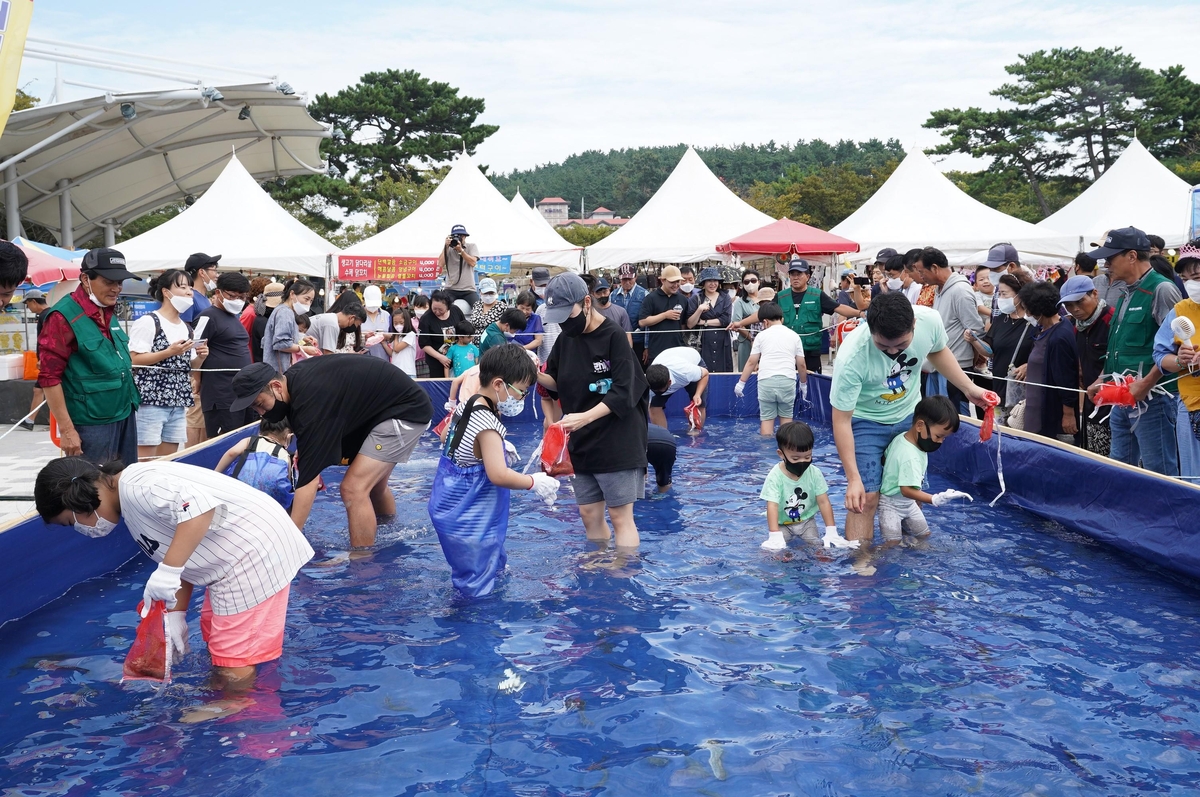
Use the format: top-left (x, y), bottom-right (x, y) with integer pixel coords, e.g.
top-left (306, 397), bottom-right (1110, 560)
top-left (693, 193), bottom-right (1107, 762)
top-left (540, 423), bottom-right (574, 477)
top-left (123, 601), bottom-right (170, 682)
top-left (1093, 375), bottom-right (1138, 408)
top-left (683, 402), bottom-right (703, 432)
top-left (979, 405), bottom-right (995, 441)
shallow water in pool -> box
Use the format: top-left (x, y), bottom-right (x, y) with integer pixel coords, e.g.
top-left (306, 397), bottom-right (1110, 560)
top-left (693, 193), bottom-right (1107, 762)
top-left (2, 418), bottom-right (1200, 796)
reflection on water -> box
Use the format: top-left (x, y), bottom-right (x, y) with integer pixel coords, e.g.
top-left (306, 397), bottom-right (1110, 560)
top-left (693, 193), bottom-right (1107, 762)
top-left (2, 419), bottom-right (1199, 795)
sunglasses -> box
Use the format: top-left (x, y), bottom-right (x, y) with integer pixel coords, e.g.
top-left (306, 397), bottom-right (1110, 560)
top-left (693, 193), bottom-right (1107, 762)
top-left (742, 278), bottom-right (759, 285)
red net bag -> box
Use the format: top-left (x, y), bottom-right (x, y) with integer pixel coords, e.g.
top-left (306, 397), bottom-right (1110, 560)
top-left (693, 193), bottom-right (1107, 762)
top-left (979, 405), bottom-right (995, 441)
top-left (123, 601), bottom-right (171, 682)
top-left (683, 401), bottom-right (703, 432)
top-left (433, 412), bottom-right (454, 439)
top-left (540, 423), bottom-right (574, 477)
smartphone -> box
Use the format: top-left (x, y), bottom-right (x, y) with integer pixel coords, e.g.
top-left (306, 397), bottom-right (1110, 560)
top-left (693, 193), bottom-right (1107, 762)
top-left (854, 276), bottom-right (871, 286)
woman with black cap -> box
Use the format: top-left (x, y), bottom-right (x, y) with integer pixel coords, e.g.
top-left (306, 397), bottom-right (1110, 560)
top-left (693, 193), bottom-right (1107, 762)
top-left (686, 267), bottom-right (733, 372)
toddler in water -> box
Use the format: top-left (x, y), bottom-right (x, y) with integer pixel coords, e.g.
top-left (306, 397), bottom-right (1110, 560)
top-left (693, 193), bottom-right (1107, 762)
top-left (447, 320), bottom-right (480, 377)
top-left (427, 345), bottom-right (560, 597)
top-left (759, 421), bottom-right (858, 550)
top-left (878, 395), bottom-right (973, 544)
top-left (214, 417), bottom-right (297, 510)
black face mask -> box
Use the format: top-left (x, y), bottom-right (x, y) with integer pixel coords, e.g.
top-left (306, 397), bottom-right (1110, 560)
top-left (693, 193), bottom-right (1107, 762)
top-left (261, 390), bottom-right (290, 423)
top-left (915, 428), bottom-right (941, 453)
top-left (559, 305), bottom-right (588, 338)
top-left (596, 295), bottom-right (610, 306)
top-left (784, 459), bottom-right (811, 478)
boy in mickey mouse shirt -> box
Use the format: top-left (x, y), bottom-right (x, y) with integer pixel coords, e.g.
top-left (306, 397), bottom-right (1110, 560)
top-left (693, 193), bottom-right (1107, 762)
top-left (759, 421), bottom-right (858, 551)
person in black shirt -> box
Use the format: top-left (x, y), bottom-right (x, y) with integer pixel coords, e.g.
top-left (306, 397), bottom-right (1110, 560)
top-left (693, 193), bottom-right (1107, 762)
top-left (540, 273), bottom-right (649, 549)
top-left (199, 272), bottom-right (253, 437)
top-left (637, 265), bottom-right (687, 363)
top-left (229, 357), bottom-right (433, 547)
top-left (418, 290), bottom-right (468, 378)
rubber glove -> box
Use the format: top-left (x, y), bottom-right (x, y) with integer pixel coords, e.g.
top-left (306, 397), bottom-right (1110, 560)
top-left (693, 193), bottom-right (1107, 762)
top-left (931, 489), bottom-right (974, 507)
top-left (141, 562), bottom-right (184, 614)
top-left (504, 440), bottom-right (521, 467)
top-left (165, 610), bottom-right (190, 665)
top-left (822, 526), bottom-right (860, 549)
top-left (444, 401), bottom-right (457, 413)
top-left (529, 472), bottom-right (561, 506)
top-left (799, 380), bottom-right (809, 402)
top-left (761, 531), bottom-right (786, 550)
top-left (734, 380), bottom-right (746, 398)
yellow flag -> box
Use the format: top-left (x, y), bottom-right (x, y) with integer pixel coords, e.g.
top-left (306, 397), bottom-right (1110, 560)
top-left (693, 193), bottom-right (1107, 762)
top-left (0, 0), bottom-right (35, 139)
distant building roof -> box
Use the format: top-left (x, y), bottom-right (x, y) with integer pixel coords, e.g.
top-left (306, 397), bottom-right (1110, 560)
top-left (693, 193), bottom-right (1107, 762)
top-left (591, 206), bottom-right (613, 213)
top-left (557, 217), bottom-right (629, 228)
top-left (538, 197), bottom-right (569, 205)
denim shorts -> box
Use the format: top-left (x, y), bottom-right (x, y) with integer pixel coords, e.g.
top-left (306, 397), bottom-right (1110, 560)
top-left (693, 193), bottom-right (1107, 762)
top-left (136, 404), bottom-right (187, 446)
top-left (571, 468), bottom-right (645, 508)
top-left (757, 374), bottom-right (796, 421)
top-left (851, 413), bottom-right (914, 493)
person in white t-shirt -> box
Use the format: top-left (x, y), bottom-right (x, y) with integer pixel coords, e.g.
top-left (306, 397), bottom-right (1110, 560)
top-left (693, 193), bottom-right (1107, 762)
top-left (128, 269), bottom-right (209, 460)
top-left (386, 306), bottom-right (418, 376)
top-left (734, 301), bottom-right (809, 435)
top-left (645, 346), bottom-right (710, 430)
top-left (35, 457), bottom-right (314, 692)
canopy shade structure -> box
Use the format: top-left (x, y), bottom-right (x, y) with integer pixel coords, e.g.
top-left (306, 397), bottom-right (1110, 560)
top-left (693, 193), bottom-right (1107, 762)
top-left (511, 188), bottom-right (553, 229)
top-left (830, 150), bottom-right (1079, 266)
top-left (345, 153), bottom-right (580, 270)
top-left (1037, 139), bottom-right (1194, 248)
top-left (8, 236), bottom-right (81, 284)
top-left (586, 147), bottom-right (774, 270)
top-left (119, 154), bottom-right (338, 277)
top-left (717, 217), bottom-right (859, 257)
top-left (0, 83), bottom-right (331, 249)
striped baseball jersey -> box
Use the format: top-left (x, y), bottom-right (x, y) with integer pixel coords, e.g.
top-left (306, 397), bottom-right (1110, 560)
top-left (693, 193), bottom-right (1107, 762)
top-left (118, 461), bottom-right (314, 615)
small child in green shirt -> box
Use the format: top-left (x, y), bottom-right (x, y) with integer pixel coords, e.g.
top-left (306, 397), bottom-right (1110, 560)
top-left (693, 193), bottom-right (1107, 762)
top-left (759, 421), bottom-right (858, 550)
top-left (479, 308), bottom-right (529, 355)
top-left (879, 395), bottom-right (973, 544)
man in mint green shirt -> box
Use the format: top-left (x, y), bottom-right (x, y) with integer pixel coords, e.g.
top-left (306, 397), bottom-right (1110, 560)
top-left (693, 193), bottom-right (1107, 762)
top-left (830, 289), bottom-right (997, 546)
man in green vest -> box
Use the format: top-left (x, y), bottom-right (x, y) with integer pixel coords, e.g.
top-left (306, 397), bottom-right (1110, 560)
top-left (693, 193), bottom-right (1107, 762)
top-left (731, 257), bottom-right (861, 373)
top-left (1085, 227), bottom-right (1182, 477)
top-left (37, 248), bottom-right (142, 464)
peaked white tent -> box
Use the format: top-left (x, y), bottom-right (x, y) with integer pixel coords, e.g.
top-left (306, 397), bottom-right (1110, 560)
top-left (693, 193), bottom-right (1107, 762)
top-left (345, 154), bottom-right (580, 270)
top-left (586, 147), bottom-right (773, 270)
top-left (511, 188), bottom-right (553, 228)
top-left (831, 150), bottom-right (1078, 265)
top-left (120, 154), bottom-right (338, 277)
top-left (1038, 138), bottom-right (1193, 247)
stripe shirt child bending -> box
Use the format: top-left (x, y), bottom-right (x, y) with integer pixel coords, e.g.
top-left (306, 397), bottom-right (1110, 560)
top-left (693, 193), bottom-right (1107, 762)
top-left (759, 421), bottom-right (858, 551)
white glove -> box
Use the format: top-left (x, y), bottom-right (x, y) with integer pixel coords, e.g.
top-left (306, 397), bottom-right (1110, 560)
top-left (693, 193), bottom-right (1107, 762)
top-left (141, 562), bottom-right (184, 614)
top-left (761, 530), bottom-right (786, 550)
top-left (365, 333), bottom-right (386, 347)
top-left (504, 439), bottom-right (520, 467)
top-left (734, 380), bottom-right (746, 398)
top-left (822, 525), bottom-right (860, 549)
top-left (529, 472), bottom-right (561, 506)
top-left (444, 401), bottom-right (457, 413)
top-left (799, 380), bottom-right (809, 402)
top-left (931, 489), bottom-right (973, 508)
top-left (165, 610), bottom-right (190, 665)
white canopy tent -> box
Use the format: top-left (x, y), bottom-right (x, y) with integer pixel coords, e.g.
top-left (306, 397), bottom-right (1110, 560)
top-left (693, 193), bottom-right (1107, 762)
top-left (831, 150), bottom-right (1079, 266)
top-left (586, 147), bottom-right (773, 270)
top-left (1037, 138), bottom-right (1193, 248)
top-left (120, 153), bottom-right (338, 277)
top-left (345, 153), bottom-right (580, 270)
top-left (511, 188), bottom-right (553, 228)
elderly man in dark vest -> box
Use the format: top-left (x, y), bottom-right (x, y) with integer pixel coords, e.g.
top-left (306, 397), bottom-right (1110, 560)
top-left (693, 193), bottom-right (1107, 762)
top-left (37, 248), bottom-right (142, 464)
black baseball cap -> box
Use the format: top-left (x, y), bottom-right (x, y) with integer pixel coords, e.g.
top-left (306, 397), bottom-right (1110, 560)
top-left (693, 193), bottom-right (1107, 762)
top-left (787, 257), bottom-right (811, 273)
top-left (875, 247), bottom-right (898, 263)
top-left (229, 362), bottom-right (279, 413)
top-left (185, 252), bottom-right (221, 273)
top-left (1088, 227), bottom-right (1151, 260)
top-left (81, 247), bottom-right (141, 281)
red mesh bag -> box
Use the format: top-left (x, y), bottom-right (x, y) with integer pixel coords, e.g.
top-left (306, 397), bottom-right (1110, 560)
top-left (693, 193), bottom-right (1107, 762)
top-left (433, 413), bottom-right (454, 439)
top-left (540, 423), bottom-right (574, 477)
top-left (123, 601), bottom-right (170, 682)
top-left (1094, 375), bottom-right (1138, 408)
top-left (684, 401), bottom-right (703, 432)
top-left (979, 405), bottom-right (995, 441)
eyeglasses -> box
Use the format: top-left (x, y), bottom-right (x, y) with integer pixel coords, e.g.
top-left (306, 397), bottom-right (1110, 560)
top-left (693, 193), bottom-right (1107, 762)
top-left (506, 382), bottom-right (529, 400)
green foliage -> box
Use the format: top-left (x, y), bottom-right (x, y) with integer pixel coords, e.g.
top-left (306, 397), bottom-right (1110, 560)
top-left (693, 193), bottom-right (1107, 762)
top-left (944, 168), bottom-right (1085, 224)
top-left (745, 160), bottom-right (900, 230)
top-left (13, 88), bottom-right (38, 111)
top-left (557, 225), bottom-right (617, 246)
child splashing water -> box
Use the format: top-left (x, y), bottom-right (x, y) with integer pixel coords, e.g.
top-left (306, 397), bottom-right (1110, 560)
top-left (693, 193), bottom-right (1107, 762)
top-left (428, 345), bottom-right (561, 597)
top-left (759, 421), bottom-right (859, 551)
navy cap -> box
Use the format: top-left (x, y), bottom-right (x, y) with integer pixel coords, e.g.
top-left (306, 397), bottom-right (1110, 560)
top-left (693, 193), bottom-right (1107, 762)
top-left (1058, 275), bottom-right (1098, 304)
top-left (229, 363), bottom-right (279, 413)
top-left (982, 243), bottom-right (1019, 269)
top-left (1088, 227), bottom-right (1150, 260)
top-left (698, 267), bottom-right (721, 283)
top-left (874, 247), bottom-right (898, 263)
top-left (184, 252), bottom-right (220, 273)
top-left (530, 267), bottom-right (550, 285)
top-left (787, 257), bottom-right (810, 273)
top-left (543, 273), bottom-right (589, 325)
top-left (595, 277), bottom-right (611, 290)
top-left (450, 224), bottom-right (469, 236)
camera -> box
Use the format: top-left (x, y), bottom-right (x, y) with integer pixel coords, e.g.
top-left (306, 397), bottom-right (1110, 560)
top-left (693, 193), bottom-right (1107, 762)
top-left (854, 276), bottom-right (871, 286)
top-left (448, 234), bottom-right (463, 249)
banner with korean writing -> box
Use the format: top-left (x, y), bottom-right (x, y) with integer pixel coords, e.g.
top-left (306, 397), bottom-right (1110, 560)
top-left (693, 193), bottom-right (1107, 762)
top-left (0, 0), bottom-right (34, 140)
top-left (337, 256), bottom-right (440, 281)
top-left (475, 254), bottom-right (512, 274)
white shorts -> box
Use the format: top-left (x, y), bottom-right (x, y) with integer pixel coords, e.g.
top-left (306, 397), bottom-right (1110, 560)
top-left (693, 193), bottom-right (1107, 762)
top-left (878, 493), bottom-right (930, 542)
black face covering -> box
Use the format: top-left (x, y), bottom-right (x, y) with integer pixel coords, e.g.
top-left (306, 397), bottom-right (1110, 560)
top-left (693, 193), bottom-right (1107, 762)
top-left (784, 459), bottom-right (811, 478)
top-left (915, 427), bottom-right (941, 453)
top-left (559, 305), bottom-right (588, 337)
top-left (596, 295), bottom-right (610, 306)
top-left (261, 389), bottom-right (290, 423)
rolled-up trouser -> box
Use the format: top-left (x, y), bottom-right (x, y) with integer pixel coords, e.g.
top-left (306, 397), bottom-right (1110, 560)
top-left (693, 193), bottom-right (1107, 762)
top-left (879, 493), bottom-right (930, 542)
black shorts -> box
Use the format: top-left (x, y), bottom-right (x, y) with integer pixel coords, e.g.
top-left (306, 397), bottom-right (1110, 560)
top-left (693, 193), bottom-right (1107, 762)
top-left (650, 380), bottom-right (708, 408)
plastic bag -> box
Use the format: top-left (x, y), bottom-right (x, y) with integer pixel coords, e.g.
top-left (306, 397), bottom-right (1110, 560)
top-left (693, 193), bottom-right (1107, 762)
top-left (23, 350), bottom-right (39, 381)
top-left (684, 401), bottom-right (703, 432)
top-left (979, 405), bottom-right (995, 442)
top-left (433, 413), bottom-right (454, 439)
top-left (123, 600), bottom-right (171, 683)
top-left (540, 423), bottom-right (574, 477)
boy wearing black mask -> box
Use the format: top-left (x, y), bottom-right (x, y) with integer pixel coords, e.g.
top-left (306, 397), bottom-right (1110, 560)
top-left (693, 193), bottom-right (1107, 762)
top-left (759, 421), bottom-right (857, 551)
top-left (878, 395), bottom-right (972, 545)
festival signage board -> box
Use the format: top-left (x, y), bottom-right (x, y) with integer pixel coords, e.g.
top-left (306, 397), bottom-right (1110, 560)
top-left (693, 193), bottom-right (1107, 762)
top-left (337, 256), bottom-right (439, 281)
top-left (476, 254), bottom-right (512, 274)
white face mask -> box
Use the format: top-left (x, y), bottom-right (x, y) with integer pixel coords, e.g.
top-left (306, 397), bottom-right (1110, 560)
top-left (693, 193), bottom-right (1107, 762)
top-left (204, 279), bottom-right (217, 292)
top-left (997, 297), bottom-right (1017, 315)
top-left (73, 510), bottom-right (118, 538)
top-left (1186, 281), bottom-right (1200, 303)
top-left (224, 298), bottom-right (245, 315)
top-left (83, 279), bottom-right (116, 308)
top-left (680, 282), bottom-right (695, 294)
top-left (533, 286), bottom-right (546, 298)
top-left (169, 294), bottom-right (194, 313)
top-left (414, 309), bottom-right (426, 318)
top-left (293, 301), bottom-right (311, 315)
top-left (887, 277), bottom-right (904, 291)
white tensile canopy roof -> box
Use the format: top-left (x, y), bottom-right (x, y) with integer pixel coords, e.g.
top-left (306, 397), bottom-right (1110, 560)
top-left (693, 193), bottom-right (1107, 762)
top-left (511, 188), bottom-right (553, 228)
top-left (1037, 138), bottom-right (1194, 248)
top-left (586, 147), bottom-right (774, 270)
top-left (345, 153), bottom-right (580, 270)
top-left (0, 83), bottom-right (331, 247)
top-left (831, 150), bottom-right (1079, 265)
top-left (120, 153), bottom-right (338, 277)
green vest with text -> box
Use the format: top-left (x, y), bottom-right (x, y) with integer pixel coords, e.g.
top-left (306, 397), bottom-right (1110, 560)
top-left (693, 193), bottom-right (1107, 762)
top-left (1107, 267), bottom-right (1174, 391)
top-left (53, 296), bottom-right (140, 426)
top-left (780, 288), bottom-right (823, 353)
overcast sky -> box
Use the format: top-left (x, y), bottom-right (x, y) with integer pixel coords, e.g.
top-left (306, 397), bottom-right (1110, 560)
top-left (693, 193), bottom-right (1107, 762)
top-left (17, 0), bottom-right (1200, 175)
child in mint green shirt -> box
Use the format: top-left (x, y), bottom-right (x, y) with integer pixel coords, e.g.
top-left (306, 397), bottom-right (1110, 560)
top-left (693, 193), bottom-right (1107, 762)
top-left (479, 308), bottom-right (530, 356)
top-left (879, 395), bottom-right (973, 543)
top-left (759, 421), bottom-right (858, 551)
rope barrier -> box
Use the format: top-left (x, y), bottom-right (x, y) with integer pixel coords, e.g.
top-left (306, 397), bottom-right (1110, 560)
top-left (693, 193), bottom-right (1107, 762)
top-left (0, 400), bottom-right (47, 444)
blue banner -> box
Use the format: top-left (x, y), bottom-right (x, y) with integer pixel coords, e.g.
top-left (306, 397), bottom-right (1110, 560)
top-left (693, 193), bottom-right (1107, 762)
top-left (476, 255), bottom-right (512, 274)
top-left (127, 299), bottom-right (159, 320)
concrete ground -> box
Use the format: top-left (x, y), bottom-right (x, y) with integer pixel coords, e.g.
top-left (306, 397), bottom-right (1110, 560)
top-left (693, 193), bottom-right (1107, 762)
top-left (0, 422), bottom-right (59, 527)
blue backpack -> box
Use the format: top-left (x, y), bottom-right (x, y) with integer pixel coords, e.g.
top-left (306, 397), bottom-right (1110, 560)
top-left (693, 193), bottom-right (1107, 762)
top-left (224, 435), bottom-right (296, 510)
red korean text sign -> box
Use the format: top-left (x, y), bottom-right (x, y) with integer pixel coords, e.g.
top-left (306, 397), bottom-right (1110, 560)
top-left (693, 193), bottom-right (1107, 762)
top-left (337, 256), bottom-right (440, 281)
